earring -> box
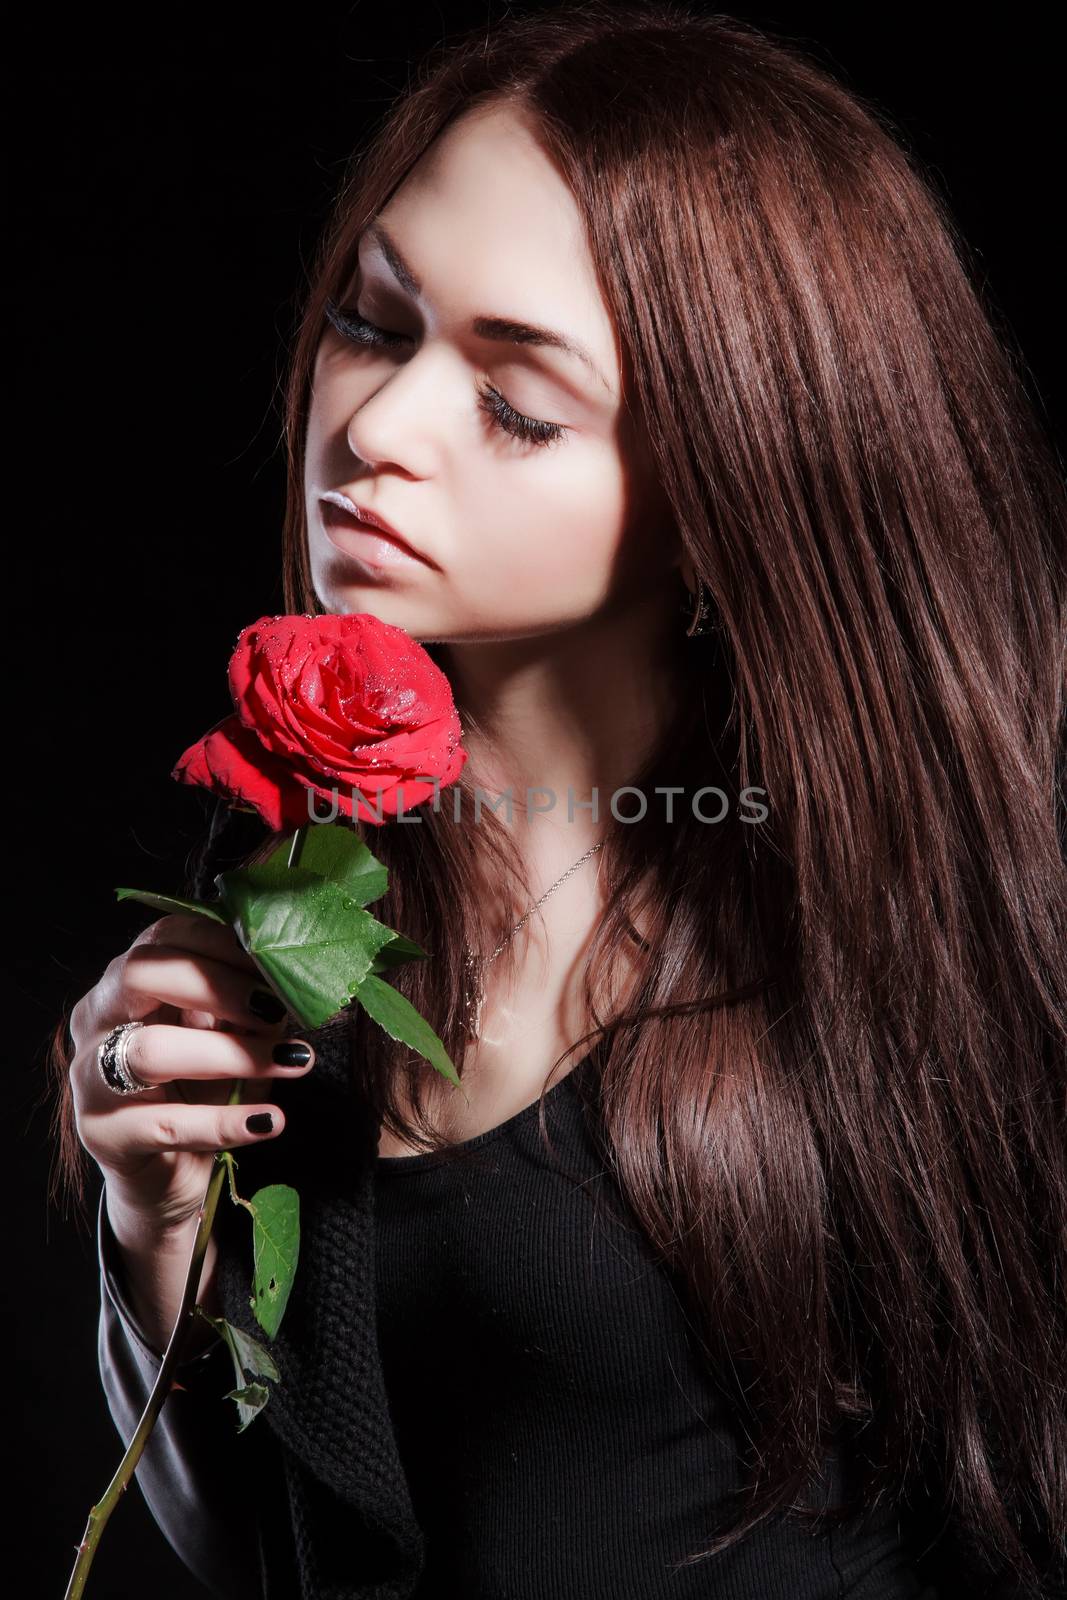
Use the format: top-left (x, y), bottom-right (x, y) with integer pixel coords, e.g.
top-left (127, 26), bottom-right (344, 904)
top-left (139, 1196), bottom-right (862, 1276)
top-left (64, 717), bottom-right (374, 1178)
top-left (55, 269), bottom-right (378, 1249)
top-left (681, 575), bottom-right (713, 636)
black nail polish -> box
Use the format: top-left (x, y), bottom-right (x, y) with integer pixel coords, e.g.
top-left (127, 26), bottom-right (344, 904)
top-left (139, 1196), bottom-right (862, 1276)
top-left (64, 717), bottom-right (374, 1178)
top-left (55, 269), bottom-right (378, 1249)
top-left (246, 1112), bottom-right (274, 1134)
top-left (249, 987), bottom-right (287, 1022)
top-left (272, 1041), bottom-right (312, 1067)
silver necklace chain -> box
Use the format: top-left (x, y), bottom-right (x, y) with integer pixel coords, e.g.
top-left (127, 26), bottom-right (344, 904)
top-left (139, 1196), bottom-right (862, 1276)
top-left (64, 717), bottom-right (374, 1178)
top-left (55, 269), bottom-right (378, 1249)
top-left (463, 838), bottom-right (605, 1038)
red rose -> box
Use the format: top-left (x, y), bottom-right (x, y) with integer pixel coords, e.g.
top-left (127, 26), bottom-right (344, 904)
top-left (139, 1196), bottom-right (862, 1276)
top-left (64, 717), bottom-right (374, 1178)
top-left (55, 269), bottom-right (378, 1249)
top-left (171, 612), bottom-right (467, 830)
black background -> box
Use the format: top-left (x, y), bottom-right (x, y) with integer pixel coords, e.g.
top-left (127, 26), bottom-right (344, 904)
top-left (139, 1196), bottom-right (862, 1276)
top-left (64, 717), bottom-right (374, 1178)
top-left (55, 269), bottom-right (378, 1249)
top-left (12, 5), bottom-right (1063, 1595)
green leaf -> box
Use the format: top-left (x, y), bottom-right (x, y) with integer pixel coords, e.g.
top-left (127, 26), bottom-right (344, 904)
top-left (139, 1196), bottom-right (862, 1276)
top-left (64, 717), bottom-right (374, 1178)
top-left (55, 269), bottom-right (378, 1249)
top-left (223, 1381), bottom-right (271, 1431)
top-left (197, 1310), bottom-right (280, 1431)
top-left (215, 865), bottom-right (398, 1029)
top-left (352, 971), bottom-right (461, 1088)
top-left (226, 1321), bottom-right (281, 1384)
top-left (370, 932), bottom-right (430, 972)
top-left (247, 1183), bottom-right (300, 1339)
top-left (267, 824), bottom-right (389, 906)
top-left (115, 888), bottom-right (227, 924)
top-left (198, 1310), bottom-right (281, 1382)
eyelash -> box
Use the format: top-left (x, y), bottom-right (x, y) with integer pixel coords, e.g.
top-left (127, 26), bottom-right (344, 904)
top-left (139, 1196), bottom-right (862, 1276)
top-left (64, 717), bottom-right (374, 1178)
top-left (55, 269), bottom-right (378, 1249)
top-left (322, 298), bottom-right (567, 449)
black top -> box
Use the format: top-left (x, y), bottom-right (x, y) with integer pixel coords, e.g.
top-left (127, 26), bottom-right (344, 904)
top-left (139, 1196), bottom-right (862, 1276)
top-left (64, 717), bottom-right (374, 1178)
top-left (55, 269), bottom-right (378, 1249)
top-left (373, 1046), bottom-right (938, 1599)
top-left (94, 1019), bottom-right (974, 1597)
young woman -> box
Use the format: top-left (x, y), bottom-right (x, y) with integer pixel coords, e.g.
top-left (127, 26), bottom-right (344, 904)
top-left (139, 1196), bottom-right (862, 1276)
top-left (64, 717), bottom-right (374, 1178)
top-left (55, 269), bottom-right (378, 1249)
top-left (56, 5), bottom-right (1065, 1597)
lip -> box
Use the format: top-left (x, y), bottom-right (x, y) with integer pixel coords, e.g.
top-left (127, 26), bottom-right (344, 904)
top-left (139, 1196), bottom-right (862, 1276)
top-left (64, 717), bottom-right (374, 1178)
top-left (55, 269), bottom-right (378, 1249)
top-left (318, 491), bottom-right (435, 571)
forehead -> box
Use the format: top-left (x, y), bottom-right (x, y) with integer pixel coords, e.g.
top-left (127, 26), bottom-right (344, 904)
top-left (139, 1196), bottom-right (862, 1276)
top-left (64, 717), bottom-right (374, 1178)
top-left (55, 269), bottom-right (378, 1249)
top-left (364, 104), bottom-right (622, 396)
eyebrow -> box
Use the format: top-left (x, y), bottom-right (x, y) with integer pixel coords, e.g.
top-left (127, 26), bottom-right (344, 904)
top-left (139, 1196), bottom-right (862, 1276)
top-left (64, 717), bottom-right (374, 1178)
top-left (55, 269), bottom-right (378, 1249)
top-left (362, 221), bottom-right (612, 394)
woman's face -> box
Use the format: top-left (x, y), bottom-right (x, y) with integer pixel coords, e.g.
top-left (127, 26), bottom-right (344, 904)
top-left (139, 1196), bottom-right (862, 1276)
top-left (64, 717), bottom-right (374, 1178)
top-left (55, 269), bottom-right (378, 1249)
top-left (304, 100), bottom-right (682, 643)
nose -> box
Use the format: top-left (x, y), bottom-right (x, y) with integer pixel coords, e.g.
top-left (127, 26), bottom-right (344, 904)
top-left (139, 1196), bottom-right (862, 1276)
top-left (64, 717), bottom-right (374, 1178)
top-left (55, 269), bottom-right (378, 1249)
top-left (344, 345), bottom-right (451, 471)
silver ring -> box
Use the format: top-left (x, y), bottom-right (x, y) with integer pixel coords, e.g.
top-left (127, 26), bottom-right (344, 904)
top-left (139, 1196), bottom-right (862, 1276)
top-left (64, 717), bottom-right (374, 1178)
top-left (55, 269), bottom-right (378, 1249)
top-left (97, 1021), bottom-right (151, 1095)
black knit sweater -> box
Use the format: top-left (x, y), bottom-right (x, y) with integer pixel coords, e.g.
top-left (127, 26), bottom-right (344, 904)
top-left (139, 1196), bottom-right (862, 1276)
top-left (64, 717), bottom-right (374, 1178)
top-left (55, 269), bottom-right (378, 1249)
top-left (214, 1012), bottom-right (426, 1599)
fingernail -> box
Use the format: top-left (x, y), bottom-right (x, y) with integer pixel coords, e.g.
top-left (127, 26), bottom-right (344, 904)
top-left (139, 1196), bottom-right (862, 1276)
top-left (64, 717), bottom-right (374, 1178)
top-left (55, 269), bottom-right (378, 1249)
top-left (246, 1112), bottom-right (275, 1134)
top-left (272, 1041), bottom-right (312, 1068)
top-left (249, 987), bottom-right (287, 1022)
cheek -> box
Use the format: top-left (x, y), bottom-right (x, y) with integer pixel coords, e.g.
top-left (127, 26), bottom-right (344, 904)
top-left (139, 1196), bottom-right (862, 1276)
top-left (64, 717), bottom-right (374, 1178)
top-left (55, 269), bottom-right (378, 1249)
top-left (461, 442), bottom-right (632, 598)
top-left (304, 361), bottom-right (343, 466)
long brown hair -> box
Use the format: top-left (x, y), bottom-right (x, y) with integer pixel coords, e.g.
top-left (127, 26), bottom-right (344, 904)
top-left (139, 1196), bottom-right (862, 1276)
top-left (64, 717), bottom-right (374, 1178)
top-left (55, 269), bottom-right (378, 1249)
top-left (50, 3), bottom-right (1066, 1586)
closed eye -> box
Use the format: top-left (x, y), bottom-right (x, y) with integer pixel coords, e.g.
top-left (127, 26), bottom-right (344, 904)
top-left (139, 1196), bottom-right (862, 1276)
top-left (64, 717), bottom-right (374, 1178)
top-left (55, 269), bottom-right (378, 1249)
top-left (322, 298), bottom-right (568, 449)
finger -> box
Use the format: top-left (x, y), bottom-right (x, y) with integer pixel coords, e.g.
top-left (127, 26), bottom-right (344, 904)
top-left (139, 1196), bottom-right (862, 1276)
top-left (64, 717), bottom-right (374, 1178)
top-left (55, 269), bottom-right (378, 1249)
top-left (131, 911), bottom-right (265, 974)
top-left (115, 1022), bottom-right (315, 1090)
top-left (122, 946), bottom-right (293, 1032)
top-left (84, 1097), bottom-right (287, 1169)
top-left (72, 916), bottom-right (283, 1050)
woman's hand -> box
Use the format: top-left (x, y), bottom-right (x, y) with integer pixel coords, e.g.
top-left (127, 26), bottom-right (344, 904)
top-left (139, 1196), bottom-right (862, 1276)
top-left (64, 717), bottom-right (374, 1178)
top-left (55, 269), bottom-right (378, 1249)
top-left (69, 911), bottom-right (315, 1233)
